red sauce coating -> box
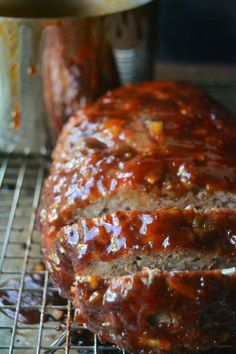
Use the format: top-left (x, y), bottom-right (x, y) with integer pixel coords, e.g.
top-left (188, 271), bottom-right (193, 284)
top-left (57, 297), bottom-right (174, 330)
top-left (73, 269), bottom-right (236, 353)
top-left (56, 208), bottom-right (236, 269)
top-left (11, 103), bottom-right (21, 129)
top-left (45, 208), bottom-right (236, 302)
top-left (38, 82), bottom-right (236, 353)
top-left (39, 82), bottom-right (236, 245)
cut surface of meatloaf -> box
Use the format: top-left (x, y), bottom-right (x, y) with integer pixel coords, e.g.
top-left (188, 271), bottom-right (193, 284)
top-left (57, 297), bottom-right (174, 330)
top-left (38, 81), bottom-right (236, 353)
top-left (46, 208), bottom-right (236, 298)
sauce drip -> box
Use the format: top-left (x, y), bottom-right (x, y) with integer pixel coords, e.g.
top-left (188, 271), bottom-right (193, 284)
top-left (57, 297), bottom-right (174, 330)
top-left (27, 64), bottom-right (37, 77)
top-left (0, 19), bottom-right (44, 131)
top-left (0, 273), bottom-right (66, 324)
top-left (10, 103), bottom-right (20, 129)
top-left (0, 22), bottom-right (21, 129)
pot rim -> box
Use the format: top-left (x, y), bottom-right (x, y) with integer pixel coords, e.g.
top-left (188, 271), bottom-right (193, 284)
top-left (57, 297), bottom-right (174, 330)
top-left (0, 0), bottom-right (153, 20)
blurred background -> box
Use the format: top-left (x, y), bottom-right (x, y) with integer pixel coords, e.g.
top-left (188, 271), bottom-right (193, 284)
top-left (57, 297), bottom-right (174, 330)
top-left (158, 0), bottom-right (236, 64)
top-left (155, 0), bottom-right (236, 114)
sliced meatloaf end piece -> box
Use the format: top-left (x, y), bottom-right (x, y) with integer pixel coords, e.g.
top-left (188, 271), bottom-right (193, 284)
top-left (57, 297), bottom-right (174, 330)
top-left (46, 208), bottom-right (236, 298)
top-left (72, 269), bottom-right (236, 353)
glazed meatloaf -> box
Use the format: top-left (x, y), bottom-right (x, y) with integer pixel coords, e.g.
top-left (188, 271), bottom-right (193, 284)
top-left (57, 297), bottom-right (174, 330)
top-left (39, 81), bottom-right (236, 353)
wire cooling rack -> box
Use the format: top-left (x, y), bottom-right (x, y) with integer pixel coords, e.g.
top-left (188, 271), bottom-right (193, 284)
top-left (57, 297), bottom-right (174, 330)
top-left (1, 156), bottom-right (236, 354)
top-left (0, 155), bottom-right (126, 354)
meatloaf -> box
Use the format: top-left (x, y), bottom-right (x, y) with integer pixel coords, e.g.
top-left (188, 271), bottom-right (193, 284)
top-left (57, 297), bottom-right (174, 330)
top-left (39, 81), bottom-right (236, 353)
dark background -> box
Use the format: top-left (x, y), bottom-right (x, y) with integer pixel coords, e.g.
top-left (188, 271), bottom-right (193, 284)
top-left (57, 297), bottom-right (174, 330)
top-left (157, 0), bottom-right (236, 63)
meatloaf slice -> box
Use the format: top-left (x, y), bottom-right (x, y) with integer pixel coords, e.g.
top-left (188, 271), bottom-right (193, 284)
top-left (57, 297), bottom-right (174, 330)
top-left (46, 208), bottom-right (236, 298)
top-left (39, 81), bottom-right (236, 353)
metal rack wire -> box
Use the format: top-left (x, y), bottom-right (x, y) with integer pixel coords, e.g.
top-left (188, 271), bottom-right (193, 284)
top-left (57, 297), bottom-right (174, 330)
top-left (1, 74), bottom-right (236, 354)
top-left (0, 155), bottom-right (124, 354)
top-left (1, 156), bottom-right (236, 354)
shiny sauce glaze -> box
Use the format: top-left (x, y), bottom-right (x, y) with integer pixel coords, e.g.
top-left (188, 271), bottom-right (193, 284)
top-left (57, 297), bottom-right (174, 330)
top-left (54, 208), bottom-right (236, 270)
top-left (73, 269), bottom-right (236, 353)
top-left (39, 82), bottom-right (236, 241)
top-left (0, 273), bottom-right (66, 324)
top-left (38, 81), bottom-right (236, 354)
